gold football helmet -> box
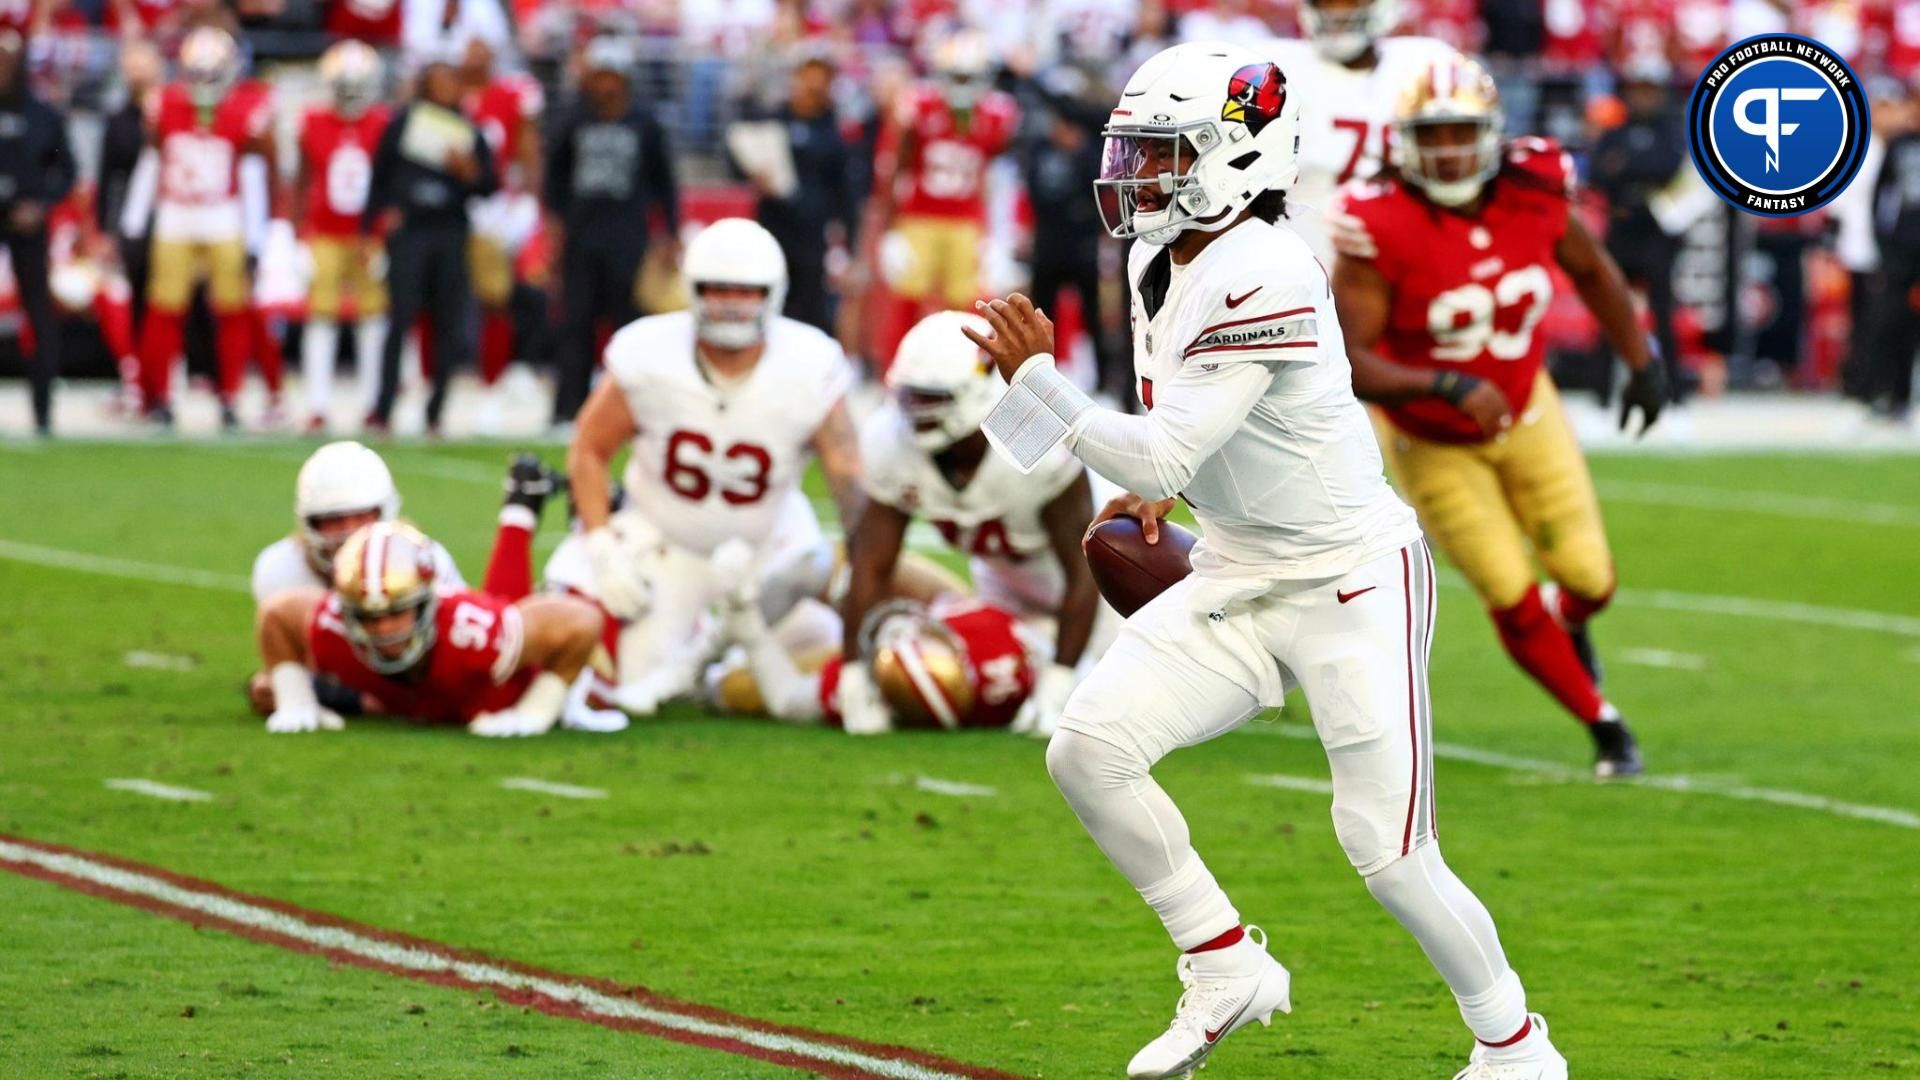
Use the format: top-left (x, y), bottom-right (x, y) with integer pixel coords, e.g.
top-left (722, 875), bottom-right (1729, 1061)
top-left (179, 27), bottom-right (242, 109)
top-left (319, 39), bottom-right (383, 118)
top-left (333, 521), bottom-right (441, 674)
top-left (1390, 50), bottom-right (1505, 207)
top-left (863, 604), bottom-right (975, 730)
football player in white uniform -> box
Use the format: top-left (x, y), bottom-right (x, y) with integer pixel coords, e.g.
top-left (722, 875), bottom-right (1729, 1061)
top-left (968, 43), bottom-right (1566, 1079)
top-left (1260, 0), bottom-right (1452, 261)
top-left (564, 218), bottom-right (863, 715)
top-left (838, 309), bottom-right (1108, 737)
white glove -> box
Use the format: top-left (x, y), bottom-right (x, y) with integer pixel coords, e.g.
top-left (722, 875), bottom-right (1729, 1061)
top-left (587, 524), bottom-right (652, 621)
top-left (468, 708), bottom-right (557, 737)
top-left (835, 663), bottom-right (894, 736)
top-left (266, 703), bottom-right (345, 734)
top-left (562, 675), bottom-right (629, 733)
top-left (1011, 662), bottom-right (1076, 739)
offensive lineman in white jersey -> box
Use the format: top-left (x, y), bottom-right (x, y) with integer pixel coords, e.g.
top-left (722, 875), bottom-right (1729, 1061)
top-left (563, 218), bottom-right (864, 715)
top-left (1260, 0), bottom-right (1453, 261)
top-left (969, 43), bottom-right (1566, 1079)
top-left (838, 309), bottom-right (1112, 737)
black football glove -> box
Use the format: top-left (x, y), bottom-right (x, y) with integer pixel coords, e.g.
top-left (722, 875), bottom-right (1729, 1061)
top-left (1619, 360), bottom-right (1667, 437)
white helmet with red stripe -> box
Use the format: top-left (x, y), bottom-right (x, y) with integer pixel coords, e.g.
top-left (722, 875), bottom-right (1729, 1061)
top-left (886, 310), bottom-right (1002, 452)
top-left (334, 521), bottom-right (442, 675)
top-left (1095, 42), bottom-right (1301, 247)
top-left (1389, 49), bottom-right (1505, 207)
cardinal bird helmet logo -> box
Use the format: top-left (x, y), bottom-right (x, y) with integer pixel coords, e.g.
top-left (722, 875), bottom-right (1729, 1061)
top-left (1222, 62), bottom-right (1286, 135)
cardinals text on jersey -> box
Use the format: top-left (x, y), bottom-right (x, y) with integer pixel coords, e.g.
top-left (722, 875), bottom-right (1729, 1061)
top-left (1125, 218), bottom-right (1420, 581)
top-left (607, 311), bottom-right (854, 556)
top-left (1331, 137), bottom-right (1577, 443)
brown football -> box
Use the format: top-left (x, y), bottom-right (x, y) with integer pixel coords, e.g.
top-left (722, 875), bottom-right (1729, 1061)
top-left (1083, 516), bottom-right (1198, 617)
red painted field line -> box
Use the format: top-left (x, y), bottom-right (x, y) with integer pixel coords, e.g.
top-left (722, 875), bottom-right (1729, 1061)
top-left (0, 833), bottom-right (1025, 1080)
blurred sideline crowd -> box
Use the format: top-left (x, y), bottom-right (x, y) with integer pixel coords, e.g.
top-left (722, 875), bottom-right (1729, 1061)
top-left (1, 0), bottom-right (1918, 436)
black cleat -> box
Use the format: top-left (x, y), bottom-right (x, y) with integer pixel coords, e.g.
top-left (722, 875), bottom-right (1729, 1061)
top-left (1589, 718), bottom-right (1643, 780)
top-left (503, 453), bottom-right (564, 519)
top-left (219, 403), bottom-right (240, 433)
top-left (148, 404), bottom-right (175, 430)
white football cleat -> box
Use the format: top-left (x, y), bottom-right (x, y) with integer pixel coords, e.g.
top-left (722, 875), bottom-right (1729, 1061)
top-left (1126, 927), bottom-right (1291, 1080)
top-left (1452, 1013), bottom-right (1568, 1080)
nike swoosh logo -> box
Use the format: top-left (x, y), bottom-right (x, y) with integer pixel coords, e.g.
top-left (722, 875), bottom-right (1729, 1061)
top-left (1337, 586), bottom-right (1376, 604)
top-left (1206, 999), bottom-right (1252, 1043)
top-left (1224, 287), bottom-right (1261, 309)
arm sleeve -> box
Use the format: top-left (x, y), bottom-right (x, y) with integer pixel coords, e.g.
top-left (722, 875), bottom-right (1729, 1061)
top-left (470, 122), bottom-right (499, 197)
top-left (119, 147), bottom-right (159, 239)
top-left (996, 356), bottom-right (1272, 501)
top-left (361, 112), bottom-right (402, 228)
top-left (240, 156), bottom-right (270, 255)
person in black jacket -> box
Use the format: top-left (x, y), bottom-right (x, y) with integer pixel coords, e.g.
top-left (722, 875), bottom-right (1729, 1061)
top-left (735, 52), bottom-right (852, 333)
top-left (1868, 92), bottom-right (1920, 421)
top-left (363, 55), bottom-right (497, 434)
top-left (0, 31), bottom-right (76, 435)
top-left (545, 36), bottom-right (680, 425)
top-left (1588, 67), bottom-right (1687, 402)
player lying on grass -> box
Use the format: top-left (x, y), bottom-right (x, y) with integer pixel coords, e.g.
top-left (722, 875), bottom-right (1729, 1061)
top-left (247, 440), bottom-right (463, 718)
top-left (1329, 50), bottom-right (1663, 777)
top-left (837, 309), bottom-right (1112, 737)
top-left (254, 519), bottom-right (616, 737)
top-left (701, 538), bottom-right (1048, 733)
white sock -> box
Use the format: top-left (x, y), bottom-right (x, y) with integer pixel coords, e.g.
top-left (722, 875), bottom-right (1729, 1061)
top-left (1364, 843), bottom-right (1526, 1044)
top-left (1046, 729), bottom-right (1239, 949)
top-left (303, 318), bottom-right (339, 418)
top-left (356, 315), bottom-right (388, 415)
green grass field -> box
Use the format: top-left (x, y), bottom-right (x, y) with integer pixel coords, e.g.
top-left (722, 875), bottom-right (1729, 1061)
top-left (2, 440), bottom-right (1917, 1079)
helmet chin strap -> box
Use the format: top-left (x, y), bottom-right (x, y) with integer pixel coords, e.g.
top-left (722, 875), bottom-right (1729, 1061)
top-left (1419, 177), bottom-right (1485, 207)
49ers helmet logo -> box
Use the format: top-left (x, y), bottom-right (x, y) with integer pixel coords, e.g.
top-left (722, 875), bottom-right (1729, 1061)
top-left (1222, 63), bottom-right (1286, 135)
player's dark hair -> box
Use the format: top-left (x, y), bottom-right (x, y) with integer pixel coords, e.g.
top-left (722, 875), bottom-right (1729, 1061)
top-left (1248, 188), bottom-right (1289, 223)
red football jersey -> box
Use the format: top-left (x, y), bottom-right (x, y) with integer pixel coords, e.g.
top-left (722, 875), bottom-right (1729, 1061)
top-left (299, 106), bottom-right (389, 238)
top-left (1862, 0), bottom-right (1920, 78)
top-left (1541, 0), bottom-right (1606, 68)
top-left (309, 589), bottom-right (535, 725)
top-left (153, 82), bottom-right (273, 208)
top-left (1669, 0), bottom-right (1730, 76)
top-left (327, 0), bottom-right (402, 44)
top-left (467, 75), bottom-right (544, 190)
top-left (1332, 137), bottom-right (1576, 444)
top-left (878, 84), bottom-right (1018, 221)
top-left (818, 601), bottom-right (1036, 730)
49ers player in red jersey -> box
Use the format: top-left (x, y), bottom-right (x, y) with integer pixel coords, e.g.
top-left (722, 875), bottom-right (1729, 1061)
top-left (295, 41), bottom-right (390, 434)
top-left (871, 30), bottom-right (1018, 324)
top-left (255, 522), bottom-right (608, 737)
top-left (129, 27), bottom-right (275, 430)
top-left (1329, 51), bottom-right (1667, 777)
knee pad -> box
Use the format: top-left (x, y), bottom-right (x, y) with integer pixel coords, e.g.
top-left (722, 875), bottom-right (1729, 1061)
top-left (1045, 728), bottom-right (1147, 801)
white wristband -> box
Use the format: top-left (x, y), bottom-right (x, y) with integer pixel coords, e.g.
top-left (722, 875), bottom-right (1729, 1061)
top-left (269, 662), bottom-right (318, 711)
top-left (981, 355), bottom-right (1094, 474)
top-left (514, 672), bottom-right (570, 727)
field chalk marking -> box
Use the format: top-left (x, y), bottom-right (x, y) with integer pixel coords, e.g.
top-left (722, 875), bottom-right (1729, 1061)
top-left (913, 776), bottom-right (999, 798)
top-left (1239, 723), bottom-right (1920, 830)
top-left (1595, 480), bottom-right (1920, 529)
top-left (0, 834), bottom-right (1022, 1080)
top-left (123, 650), bottom-right (199, 672)
top-left (1245, 774), bottom-right (1336, 795)
top-left (1616, 648), bottom-right (1709, 672)
top-left (498, 777), bottom-right (608, 800)
top-left (102, 779), bottom-right (212, 803)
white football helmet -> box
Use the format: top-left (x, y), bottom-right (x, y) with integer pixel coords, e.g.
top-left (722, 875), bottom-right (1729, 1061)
top-left (1389, 50), bottom-right (1504, 208)
top-left (683, 218), bottom-right (788, 350)
top-left (295, 441), bottom-right (399, 577)
top-left (179, 27), bottom-right (242, 109)
top-left (1095, 42), bottom-right (1301, 247)
top-left (319, 39), bottom-right (383, 118)
top-left (886, 311), bottom-right (1003, 452)
top-left (1299, 0), bottom-right (1401, 64)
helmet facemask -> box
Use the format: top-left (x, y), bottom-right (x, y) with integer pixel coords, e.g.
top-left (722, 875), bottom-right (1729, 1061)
top-left (1096, 126), bottom-right (1228, 246)
top-left (1396, 112), bottom-right (1503, 207)
top-left (180, 31), bottom-right (240, 109)
top-left (301, 507), bottom-right (387, 577)
top-left (693, 282), bottom-right (774, 351)
top-left (342, 590), bottom-right (440, 675)
top-left (896, 385), bottom-right (971, 451)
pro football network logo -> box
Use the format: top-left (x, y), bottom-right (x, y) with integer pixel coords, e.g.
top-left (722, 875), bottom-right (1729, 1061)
top-left (1686, 34), bottom-right (1870, 217)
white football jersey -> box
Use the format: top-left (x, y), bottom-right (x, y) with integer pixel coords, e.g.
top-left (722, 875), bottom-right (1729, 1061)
top-left (250, 535), bottom-right (463, 604)
top-left (1263, 35), bottom-right (1454, 262)
top-left (609, 312), bottom-right (854, 556)
top-left (1126, 218), bottom-right (1420, 580)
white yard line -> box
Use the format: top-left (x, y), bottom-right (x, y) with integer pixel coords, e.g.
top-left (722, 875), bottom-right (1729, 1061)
top-left (0, 540), bottom-right (250, 593)
top-left (912, 776), bottom-right (999, 798)
top-left (1245, 773), bottom-right (1335, 795)
top-left (0, 838), bottom-right (988, 1080)
top-left (103, 778), bottom-right (213, 802)
top-left (1596, 480), bottom-right (1920, 528)
top-left (1237, 723), bottom-right (1919, 829)
top-left (1615, 648), bottom-right (1709, 671)
top-left (123, 650), bottom-right (199, 672)
top-left (498, 777), bottom-right (608, 800)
